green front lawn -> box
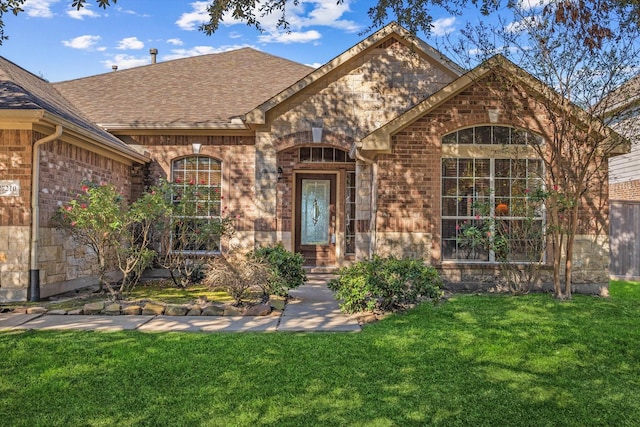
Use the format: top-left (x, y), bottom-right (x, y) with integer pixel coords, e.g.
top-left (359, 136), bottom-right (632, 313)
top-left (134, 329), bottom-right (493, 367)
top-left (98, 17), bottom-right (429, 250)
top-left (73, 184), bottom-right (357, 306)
top-left (1, 281), bottom-right (639, 426)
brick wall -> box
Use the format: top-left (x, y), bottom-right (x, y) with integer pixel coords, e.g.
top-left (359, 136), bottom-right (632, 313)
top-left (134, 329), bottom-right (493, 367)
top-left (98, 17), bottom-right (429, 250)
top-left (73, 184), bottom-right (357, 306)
top-left (376, 72), bottom-right (610, 286)
top-left (0, 129), bottom-right (143, 301)
top-left (610, 179), bottom-right (640, 201)
top-left (0, 129), bottom-right (32, 227)
top-left (37, 138), bottom-right (136, 291)
top-left (127, 134), bottom-right (258, 250)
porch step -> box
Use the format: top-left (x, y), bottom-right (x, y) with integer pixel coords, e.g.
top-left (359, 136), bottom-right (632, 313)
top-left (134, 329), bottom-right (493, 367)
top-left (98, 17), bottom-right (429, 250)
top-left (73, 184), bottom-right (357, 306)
top-left (303, 266), bottom-right (339, 274)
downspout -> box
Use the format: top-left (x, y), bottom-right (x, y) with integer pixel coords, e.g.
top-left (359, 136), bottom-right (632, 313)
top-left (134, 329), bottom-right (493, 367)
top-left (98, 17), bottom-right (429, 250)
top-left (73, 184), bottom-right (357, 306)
top-left (29, 125), bottom-right (63, 301)
top-left (353, 143), bottom-right (378, 259)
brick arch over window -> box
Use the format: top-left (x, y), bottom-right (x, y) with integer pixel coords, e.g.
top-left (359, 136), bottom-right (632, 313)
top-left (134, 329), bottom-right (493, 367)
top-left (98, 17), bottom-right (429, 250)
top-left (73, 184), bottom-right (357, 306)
top-left (273, 130), bottom-right (354, 153)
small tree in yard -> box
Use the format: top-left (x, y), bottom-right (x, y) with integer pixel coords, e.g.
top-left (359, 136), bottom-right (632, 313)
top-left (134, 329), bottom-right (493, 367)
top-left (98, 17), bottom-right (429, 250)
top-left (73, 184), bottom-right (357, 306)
top-left (447, 3), bottom-right (640, 299)
top-left (53, 182), bottom-right (164, 299)
top-left (114, 189), bottom-right (169, 297)
top-left (459, 191), bottom-right (546, 295)
top-left (151, 180), bottom-right (236, 288)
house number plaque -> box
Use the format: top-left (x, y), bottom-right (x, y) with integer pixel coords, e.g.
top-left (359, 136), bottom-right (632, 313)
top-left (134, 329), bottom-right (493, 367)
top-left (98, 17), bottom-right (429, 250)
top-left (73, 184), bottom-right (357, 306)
top-left (0, 180), bottom-right (19, 197)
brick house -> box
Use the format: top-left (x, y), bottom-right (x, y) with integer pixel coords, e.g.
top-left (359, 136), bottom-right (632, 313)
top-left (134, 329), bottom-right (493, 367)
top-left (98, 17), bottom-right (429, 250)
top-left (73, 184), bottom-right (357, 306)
top-left (0, 23), bottom-right (620, 302)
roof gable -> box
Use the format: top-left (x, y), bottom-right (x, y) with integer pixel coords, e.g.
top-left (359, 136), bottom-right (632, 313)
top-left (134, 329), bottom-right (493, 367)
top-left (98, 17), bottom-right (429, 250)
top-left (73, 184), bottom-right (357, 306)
top-left (244, 22), bottom-right (464, 125)
top-left (360, 54), bottom-right (622, 154)
top-left (54, 48), bottom-right (314, 130)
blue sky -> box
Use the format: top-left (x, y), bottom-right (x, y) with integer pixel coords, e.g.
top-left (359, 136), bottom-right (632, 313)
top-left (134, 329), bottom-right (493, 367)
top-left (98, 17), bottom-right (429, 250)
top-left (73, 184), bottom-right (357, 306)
top-left (0, 0), bottom-right (524, 82)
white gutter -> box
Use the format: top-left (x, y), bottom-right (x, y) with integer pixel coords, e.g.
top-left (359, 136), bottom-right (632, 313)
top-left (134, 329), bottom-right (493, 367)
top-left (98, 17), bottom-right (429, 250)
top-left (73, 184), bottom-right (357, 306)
top-left (29, 125), bottom-right (63, 301)
top-left (353, 143), bottom-right (378, 259)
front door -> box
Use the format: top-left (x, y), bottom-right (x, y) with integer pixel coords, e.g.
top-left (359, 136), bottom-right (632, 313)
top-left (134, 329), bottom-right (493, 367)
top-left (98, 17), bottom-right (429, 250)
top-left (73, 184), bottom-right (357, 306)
top-left (295, 174), bottom-right (336, 266)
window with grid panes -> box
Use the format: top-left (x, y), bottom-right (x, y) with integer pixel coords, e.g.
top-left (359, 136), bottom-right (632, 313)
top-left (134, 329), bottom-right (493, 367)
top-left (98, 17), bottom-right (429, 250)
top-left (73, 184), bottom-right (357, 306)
top-left (441, 126), bottom-right (545, 262)
top-left (171, 156), bottom-right (223, 252)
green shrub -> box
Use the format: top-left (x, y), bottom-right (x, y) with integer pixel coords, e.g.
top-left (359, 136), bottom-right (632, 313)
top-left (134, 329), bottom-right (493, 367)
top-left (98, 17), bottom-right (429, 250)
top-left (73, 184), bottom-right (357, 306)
top-left (328, 256), bottom-right (442, 313)
top-left (250, 244), bottom-right (307, 296)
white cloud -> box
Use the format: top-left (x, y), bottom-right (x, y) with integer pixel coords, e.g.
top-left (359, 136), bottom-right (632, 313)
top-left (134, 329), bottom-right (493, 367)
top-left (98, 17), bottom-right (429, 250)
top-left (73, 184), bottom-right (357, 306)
top-left (102, 54), bottom-right (150, 71)
top-left (166, 38), bottom-right (184, 46)
top-left (162, 44), bottom-right (257, 61)
top-left (259, 30), bottom-right (322, 44)
top-left (23, 0), bottom-right (59, 18)
top-left (229, 31), bottom-right (243, 39)
top-left (115, 6), bottom-right (150, 17)
top-left (300, 0), bottom-right (360, 32)
top-left (181, 0), bottom-right (360, 45)
top-left (67, 5), bottom-right (100, 20)
top-left (116, 37), bottom-right (145, 50)
top-left (505, 16), bottom-right (539, 33)
top-left (519, 0), bottom-right (552, 10)
top-left (176, 1), bottom-right (209, 31)
top-left (62, 35), bottom-right (101, 50)
top-left (431, 17), bottom-right (456, 36)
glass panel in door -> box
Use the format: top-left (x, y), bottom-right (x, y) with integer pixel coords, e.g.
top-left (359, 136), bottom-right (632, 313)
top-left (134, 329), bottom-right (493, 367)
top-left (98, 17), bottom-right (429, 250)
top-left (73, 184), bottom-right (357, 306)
top-left (300, 179), bottom-right (331, 245)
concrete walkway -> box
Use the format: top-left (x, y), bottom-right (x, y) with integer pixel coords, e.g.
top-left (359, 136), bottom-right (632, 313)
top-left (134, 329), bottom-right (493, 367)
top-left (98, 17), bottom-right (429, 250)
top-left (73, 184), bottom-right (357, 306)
top-left (0, 274), bottom-right (361, 333)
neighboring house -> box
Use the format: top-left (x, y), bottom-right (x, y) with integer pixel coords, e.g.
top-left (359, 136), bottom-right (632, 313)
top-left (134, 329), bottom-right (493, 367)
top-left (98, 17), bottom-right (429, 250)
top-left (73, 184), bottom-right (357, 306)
top-left (607, 75), bottom-right (640, 279)
top-left (0, 23), bottom-right (618, 302)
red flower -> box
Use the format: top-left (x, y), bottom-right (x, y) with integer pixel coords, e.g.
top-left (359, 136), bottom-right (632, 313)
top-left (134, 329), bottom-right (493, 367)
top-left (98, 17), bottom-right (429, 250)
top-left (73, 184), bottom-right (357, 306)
top-left (553, 184), bottom-right (558, 191)
top-left (80, 203), bottom-right (87, 209)
top-left (65, 205), bottom-right (73, 211)
top-left (200, 179), bottom-right (205, 184)
top-left (81, 185), bottom-right (89, 192)
top-left (524, 188), bottom-right (530, 194)
top-left (189, 179), bottom-right (195, 185)
top-left (175, 178), bottom-right (182, 183)
top-left (71, 221), bottom-right (77, 227)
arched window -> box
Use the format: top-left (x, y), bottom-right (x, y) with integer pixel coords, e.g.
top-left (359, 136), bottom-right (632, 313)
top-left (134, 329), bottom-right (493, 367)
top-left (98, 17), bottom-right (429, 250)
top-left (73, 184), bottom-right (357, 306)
top-left (442, 125), bottom-right (544, 145)
top-left (441, 126), bottom-right (545, 263)
top-left (171, 156), bottom-right (223, 252)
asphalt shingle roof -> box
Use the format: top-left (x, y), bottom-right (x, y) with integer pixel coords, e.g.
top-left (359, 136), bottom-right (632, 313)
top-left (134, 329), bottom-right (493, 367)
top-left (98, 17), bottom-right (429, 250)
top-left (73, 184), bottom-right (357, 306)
top-left (0, 56), bottom-right (144, 155)
top-left (54, 48), bottom-right (315, 128)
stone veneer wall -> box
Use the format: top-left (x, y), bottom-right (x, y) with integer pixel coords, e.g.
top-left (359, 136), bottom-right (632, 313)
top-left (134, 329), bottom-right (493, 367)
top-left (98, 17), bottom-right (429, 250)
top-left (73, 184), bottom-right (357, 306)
top-left (266, 37), bottom-right (458, 262)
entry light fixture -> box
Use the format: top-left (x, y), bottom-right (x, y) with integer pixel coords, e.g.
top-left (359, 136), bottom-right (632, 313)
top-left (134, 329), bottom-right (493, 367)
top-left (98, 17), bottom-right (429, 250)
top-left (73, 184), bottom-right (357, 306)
top-left (277, 167), bottom-right (283, 181)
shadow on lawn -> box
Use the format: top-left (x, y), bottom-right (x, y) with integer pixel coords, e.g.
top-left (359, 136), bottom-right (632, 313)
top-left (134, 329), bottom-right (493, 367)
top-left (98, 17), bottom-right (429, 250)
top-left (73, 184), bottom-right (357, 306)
top-left (1, 287), bottom-right (639, 426)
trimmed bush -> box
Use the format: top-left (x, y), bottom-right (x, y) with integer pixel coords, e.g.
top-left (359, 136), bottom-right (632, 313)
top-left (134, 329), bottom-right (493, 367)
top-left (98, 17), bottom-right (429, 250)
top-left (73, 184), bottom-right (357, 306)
top-left (328, 256), bottom-right (442, 313)
top-left (203, 253), bottom-right (272, 306)
top-left (250, 244), bottom-right (307, 296)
